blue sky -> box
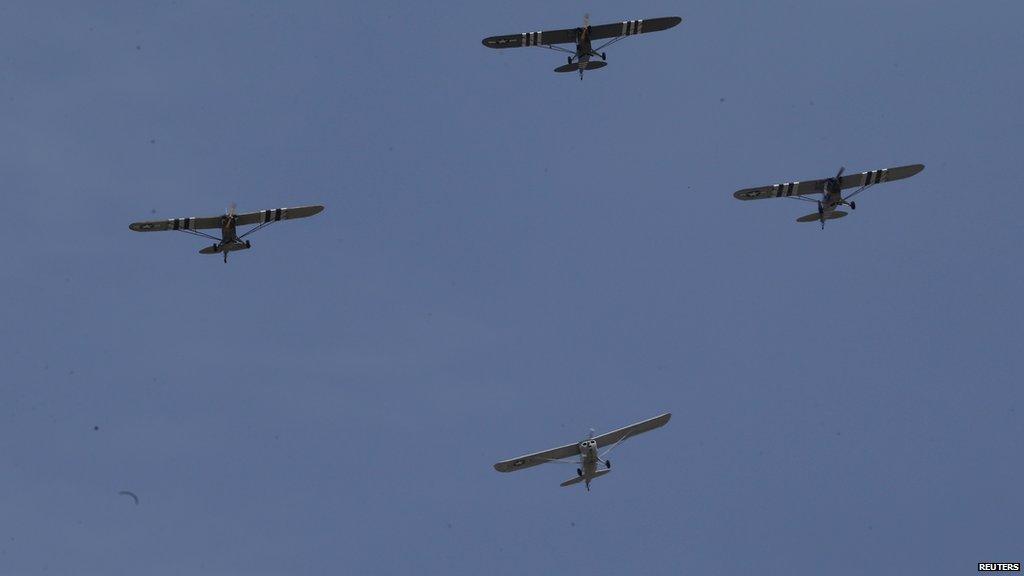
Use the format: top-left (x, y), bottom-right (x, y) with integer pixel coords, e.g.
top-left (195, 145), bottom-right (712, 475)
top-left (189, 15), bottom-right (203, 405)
top-left (1, 1), bottom-right (1022, 574)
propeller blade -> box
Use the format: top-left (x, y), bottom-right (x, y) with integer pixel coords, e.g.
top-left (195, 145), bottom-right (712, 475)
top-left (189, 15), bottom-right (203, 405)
top-left (836, 166), bottom-right (845, 179)
top-left (584, 13), bottom-right (590, 28)
top-left (228, 202), bottom-right (236, 217)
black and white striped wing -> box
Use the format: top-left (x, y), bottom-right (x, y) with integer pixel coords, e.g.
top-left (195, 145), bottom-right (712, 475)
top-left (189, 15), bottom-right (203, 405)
top-left (129, 215), bottom-right (223, 232)
top-left (482, 27), bottom-right (576, 48)
top-left (588, 16), bottom-right (682, 41)
top-left (233, 205), bottom-right (324, 226)
top-left (840, 164), bottom-right (924, 190)
top-left (733, 178), bottom-right (829, 201)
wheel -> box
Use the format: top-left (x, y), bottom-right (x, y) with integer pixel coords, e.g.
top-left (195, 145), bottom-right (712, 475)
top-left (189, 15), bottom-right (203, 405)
top-left (850, 201), bottom-right (856, 210)
top-left (245, 240), bottom-right (251, 248)
top-left (567, 56), bottom-right (572, 65)
top-left (601, 52), bottom-right (606, 61)
top-left (605, 460), bottom-right (611, 469)
top-left (576, 468), bottom-right (582, 477)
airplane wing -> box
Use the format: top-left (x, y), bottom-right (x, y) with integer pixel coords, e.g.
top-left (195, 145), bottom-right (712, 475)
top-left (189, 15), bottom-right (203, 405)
top-left (734, 164), bottom-right (925, 201)
top-left (839, 164), bottom-right (924, 190)
top-left (482, 27), bottom-right (577, 48)
top-left (593, 413), bottom-right (671, 449)
top-left (129, 215), bottom-right (223, 232)
top-left (732, 179), bottom-right (829, 201)
top-left (233, 205), bottom-right (324, 226)
top-left (494, 441), bottom-right (580, 473)
top-left (588, 16), bottom-right (682, 41)
top-left (482, 17), bottom-right (681, 48)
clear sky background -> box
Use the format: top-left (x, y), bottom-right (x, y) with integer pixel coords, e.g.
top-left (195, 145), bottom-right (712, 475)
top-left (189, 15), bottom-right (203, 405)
top-left (1, 1), bottom-right (1022, 574)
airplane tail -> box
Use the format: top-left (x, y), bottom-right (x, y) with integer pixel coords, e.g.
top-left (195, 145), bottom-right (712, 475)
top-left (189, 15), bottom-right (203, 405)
top-left (560, 468), bottom-right (611, 487)
top-left (796, 210), bottom-right (847, 223)
top-left (553, 61), bottom-right (608, 73)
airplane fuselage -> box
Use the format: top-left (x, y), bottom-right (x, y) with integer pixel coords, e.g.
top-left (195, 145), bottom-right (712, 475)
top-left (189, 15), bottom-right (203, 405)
top-left (578, 439), bottom-right (600, 489)
top-left (220, 215), bottom-right (239, 244)
top-left (576, 30), bottom-right (592, 70)
top-left (821, 178), bottom-right (843, 214)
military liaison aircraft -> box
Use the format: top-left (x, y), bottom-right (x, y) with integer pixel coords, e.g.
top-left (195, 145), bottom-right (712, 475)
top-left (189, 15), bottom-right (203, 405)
top-left (494, 413), bottom-right (671, 491)
top-left (129, 204), bottom-right (324, 262)
top-left (482, 15), bottom-right (682, 79)
top-left (733, 164), bottom-right (924, 229)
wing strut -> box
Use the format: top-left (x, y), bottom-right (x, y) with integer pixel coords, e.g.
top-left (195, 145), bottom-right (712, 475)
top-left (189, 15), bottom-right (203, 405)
top-left (599, 431), bottom-right (633, 459)
top-left (176, 228), bottom-right (222, 242)
top-left (238, 220), bottom-right (274, 240)
top-left (592, 35), bottom-right (627, 53)
top-left (784, 195), bottom-right (821, 204)
top-left (843, 183), bottom-right (876, 201)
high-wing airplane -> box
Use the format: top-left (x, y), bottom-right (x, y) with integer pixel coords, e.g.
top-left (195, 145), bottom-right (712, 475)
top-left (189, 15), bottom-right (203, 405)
top-left (494, 413), bottom-right (671, 491)
top-left (129, 204), bottom-right (324, 262)
top-left (733, 164), bottom-right (924, 229)
top-left (482, 15), bottom-right (682, 79)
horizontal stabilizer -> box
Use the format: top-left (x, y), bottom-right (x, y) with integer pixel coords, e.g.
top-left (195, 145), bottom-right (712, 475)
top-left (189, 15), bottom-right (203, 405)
top-left (560, 468), bottom-right (611, 487)
top-left (796, 211), bottom-right (847, 223)
top-left (554, 61), bottom-right (607, 73)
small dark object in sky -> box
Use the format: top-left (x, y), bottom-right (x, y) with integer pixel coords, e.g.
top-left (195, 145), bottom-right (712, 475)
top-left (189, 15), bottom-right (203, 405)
top-left (149, 139), bottom-right (155, 144)
top-left (119, 491), bottom-right (139, 505)
top-left (719, 97), bottom-right (725, 103)
top-left (136, 45), bottom-right (141, 50)
top-left (93, 425), bottom-right (99, 431)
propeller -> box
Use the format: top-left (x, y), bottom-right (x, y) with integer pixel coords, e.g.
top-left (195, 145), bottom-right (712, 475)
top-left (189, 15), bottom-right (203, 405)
top-left (584, 13), bottom-right (590, 28)
top-left (835, 166), bottom-right (845, 180)
top-left (228, 202), bottom-right (236, 217)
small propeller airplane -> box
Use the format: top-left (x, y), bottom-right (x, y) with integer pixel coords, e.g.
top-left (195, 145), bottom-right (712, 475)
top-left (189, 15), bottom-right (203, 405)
top-left (732, 164), bottom-right (924, 229)
top-left (482, 15), bottom-right (682, 79)
top-left (129, 204), bottom-right (324, 262)
top-left (494, 413), bottom-right (670, 491)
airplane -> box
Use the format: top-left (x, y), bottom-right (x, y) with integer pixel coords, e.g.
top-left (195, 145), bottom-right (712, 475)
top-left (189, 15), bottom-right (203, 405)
top-left (482, 15), bottom-right (682, 79)
top-left (494, 413), bottom-right (671, 491)
top-left (732, 164), bottom-right (924, 229)
top-left (129, 204), bottom-right (324, 262)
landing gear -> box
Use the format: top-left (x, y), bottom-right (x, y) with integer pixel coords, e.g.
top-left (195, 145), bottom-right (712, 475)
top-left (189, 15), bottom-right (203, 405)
top-left (601, 52), bottom-right (606, 61)
top-left (245, 240), bottom-right (251, 248)
top-left (605, 460), bottom-right (611, 469)
top-left (576, 468), bottom-right (583, 477)
top-left (223, 251), bottom-right (228, 263)
top-left (568, 55), bottom-right (572, 65)
top-left (850, 201), bottom-right (856, 210)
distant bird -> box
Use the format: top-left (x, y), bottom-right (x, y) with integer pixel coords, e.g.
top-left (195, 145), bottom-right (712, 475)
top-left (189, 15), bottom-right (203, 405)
top-left (118, 491), bottom-right (139, 505)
